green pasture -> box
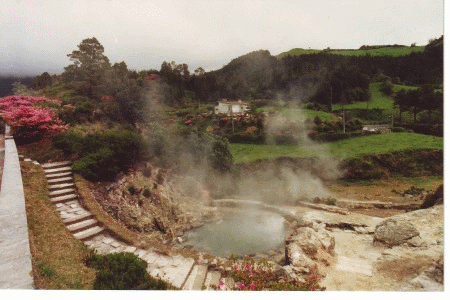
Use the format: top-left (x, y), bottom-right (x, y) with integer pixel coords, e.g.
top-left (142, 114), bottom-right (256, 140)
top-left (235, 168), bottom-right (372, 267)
top-left (256, 107), bottom-right (340, 121)
top-left (230, 132), bottom-right (443, 163)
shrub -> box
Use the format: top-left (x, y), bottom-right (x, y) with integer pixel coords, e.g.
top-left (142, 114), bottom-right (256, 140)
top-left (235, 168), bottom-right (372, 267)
top-left (391, 126), bottom-right (407, 132)
top-left (54, 129), bottom-right (147, 181)
top-left (85, 252), bottom-right (172, 290)
top-left (0, 95), bottom-right (68, 139)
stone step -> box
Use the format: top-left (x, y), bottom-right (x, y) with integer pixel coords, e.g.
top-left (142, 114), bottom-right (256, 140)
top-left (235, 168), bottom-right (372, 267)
top-left (66, 218), bottom-right (98, 233)
top-left (44, 166), bottom-right (72, 175)
top-left (204, 271), bottom-right (221, 290)
top-left (46, 172), bottom-right (73, 180)
top-left (47, 176), bottom-right (74, 185)
top-left (48, 182), bottom-right (75, 191)
top-left (62, 212), bottom-right (93, 225)
top-left (42, 161), bottom-right (72, 169)
top-left (153, 256), bottom-right (195, 289)
top-left (49, 188), bottom-right (76, 197)
top-left (51, 193), bottom-right (78, 204)
top-left (183, 264), bottom-right (208, 290)
top-left (73, 226), bottom-right (104, 241)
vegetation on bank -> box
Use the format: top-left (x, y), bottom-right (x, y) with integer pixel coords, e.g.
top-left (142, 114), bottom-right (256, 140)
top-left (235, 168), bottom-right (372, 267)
top-left (21, 162), bottom-right (96, 289)
top-left (85, 252), bottom-right (174, 290)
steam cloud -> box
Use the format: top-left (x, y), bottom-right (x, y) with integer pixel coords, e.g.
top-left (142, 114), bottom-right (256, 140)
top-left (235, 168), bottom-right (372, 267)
top-left (143, 80), bottom-right (342, 206)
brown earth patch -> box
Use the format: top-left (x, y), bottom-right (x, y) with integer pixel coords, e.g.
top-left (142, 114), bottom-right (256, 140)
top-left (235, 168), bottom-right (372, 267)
top-left (374, 255), bottom-right (436, 282)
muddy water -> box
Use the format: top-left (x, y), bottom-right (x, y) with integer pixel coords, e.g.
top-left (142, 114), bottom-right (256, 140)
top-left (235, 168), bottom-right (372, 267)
top-left (180, 207), bottom-right (287, 258)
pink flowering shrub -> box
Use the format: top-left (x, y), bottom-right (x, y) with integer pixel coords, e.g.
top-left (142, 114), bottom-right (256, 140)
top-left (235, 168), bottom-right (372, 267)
top-left (0, 95), bottom-right (68, 138)
top-left (216, 256), bottom-right (323, 291)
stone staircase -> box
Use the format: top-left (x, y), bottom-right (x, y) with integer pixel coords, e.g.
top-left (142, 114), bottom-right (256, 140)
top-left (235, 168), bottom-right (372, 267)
top-left (40, 161), bottom-right (231, 290)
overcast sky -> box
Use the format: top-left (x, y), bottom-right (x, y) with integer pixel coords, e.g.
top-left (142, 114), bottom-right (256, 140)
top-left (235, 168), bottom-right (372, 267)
top-left (0, 0), bottom-right (444, 76)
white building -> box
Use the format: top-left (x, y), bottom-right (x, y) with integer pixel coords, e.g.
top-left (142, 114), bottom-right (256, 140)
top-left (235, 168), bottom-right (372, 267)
top-left (215, 100), bottom-right (250, 115)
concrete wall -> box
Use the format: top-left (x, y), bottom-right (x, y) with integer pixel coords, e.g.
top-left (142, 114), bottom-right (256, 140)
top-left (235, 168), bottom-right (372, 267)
top-left (0, 126), bottom-right (34, 289)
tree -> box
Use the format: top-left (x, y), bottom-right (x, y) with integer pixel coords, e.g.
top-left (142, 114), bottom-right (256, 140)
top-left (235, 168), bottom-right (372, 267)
top-left (62, 37), bottom-right (111, 98)
top-left (393, 90), bottom-right (410, 124)
top-left (31, 72), bottom-right (53, 90)
top-left (101, 61), bottom-right (146, 124)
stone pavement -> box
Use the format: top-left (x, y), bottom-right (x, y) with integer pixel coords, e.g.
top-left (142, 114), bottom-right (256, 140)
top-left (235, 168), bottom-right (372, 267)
top-left (41, 161), bottom-right (231, 290)
top-left (0, 132), bottom-right (34, 289)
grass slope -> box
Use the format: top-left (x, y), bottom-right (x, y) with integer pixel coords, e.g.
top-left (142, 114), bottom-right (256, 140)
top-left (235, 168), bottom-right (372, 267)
top-left (277, 46), bottom-right (425, 59)
top-left (230, 133), bottom-right (443, 163)
top-left (22, 162), bottom-right (96, 289)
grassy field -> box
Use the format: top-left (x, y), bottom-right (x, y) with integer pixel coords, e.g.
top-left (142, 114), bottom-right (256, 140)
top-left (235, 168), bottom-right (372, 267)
top-left (257, 106), bottom-right (340, 121)
top-left (331, 82), bottom-right (423, 123)
top-left (230, 132), bottom-right (443, 163)
top-left (332, 82), bottom-right (396, 111)
top-left (277, 46), bottom-right (425, 59)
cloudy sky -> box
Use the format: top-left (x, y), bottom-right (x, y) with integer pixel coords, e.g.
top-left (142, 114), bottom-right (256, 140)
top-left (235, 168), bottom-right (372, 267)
top-left (0, 0), bottom-right (444, 76)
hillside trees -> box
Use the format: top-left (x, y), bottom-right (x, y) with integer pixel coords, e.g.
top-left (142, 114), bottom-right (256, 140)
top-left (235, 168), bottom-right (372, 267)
top-left (31, 72), bottom-right (53, 90)
top-left (101, 61), bottom-right (147, 124)
top-left (393, 85), bottom-right (443, 124)
top-left (62, 37), bottom-right (111, 98)
top-left (309, 65), bottom-right (370, 109)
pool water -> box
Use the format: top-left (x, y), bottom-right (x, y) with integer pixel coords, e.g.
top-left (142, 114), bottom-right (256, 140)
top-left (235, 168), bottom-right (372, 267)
top-left (180, 208), bottom-right (287, 258)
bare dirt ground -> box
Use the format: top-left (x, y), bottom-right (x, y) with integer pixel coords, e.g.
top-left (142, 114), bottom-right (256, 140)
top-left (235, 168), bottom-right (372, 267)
top-left (326, 177), bottom-right (443, 217)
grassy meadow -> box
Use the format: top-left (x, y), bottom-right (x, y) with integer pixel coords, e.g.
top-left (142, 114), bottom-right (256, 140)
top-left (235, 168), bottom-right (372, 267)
top-left (230, 132), bottom-right (443, 164)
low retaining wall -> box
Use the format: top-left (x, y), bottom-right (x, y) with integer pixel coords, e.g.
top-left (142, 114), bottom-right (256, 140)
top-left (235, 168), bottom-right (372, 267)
top-left (0, 126), bottom-right (34, 289)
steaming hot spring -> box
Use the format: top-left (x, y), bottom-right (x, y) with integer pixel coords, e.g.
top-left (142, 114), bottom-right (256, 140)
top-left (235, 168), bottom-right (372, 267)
top-left (178, 199), bottom-right (301, 258)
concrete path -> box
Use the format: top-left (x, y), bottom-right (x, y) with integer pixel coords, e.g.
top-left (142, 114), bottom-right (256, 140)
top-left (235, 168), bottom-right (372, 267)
top-left (0, 131), bottom-right (34, 289)
top-left (41, 161), bottom-right (230, 290)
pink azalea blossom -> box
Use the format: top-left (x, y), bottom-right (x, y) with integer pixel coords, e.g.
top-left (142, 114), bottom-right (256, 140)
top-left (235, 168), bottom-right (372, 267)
top-left (249, 282), bottom-right (256, 290)
top-left (236, 283), bottom-right (246, 290)
top-left (0, 95), bottom-right (67, 137)
top-left (248, 272), bottom-right (253, 278)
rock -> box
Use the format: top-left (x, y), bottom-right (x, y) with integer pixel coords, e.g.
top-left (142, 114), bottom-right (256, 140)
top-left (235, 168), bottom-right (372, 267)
top-left (354, 226), bottom-right (369, 234)
top-left (373, 219), bottom-right (420, 246)
top-left (312, 222), bottom-right (325, 232)
top-left (176, 237), bottom-right (183, 243)
top-left (282, 265), bottom-right (308, 282)
top-left (285, 226), bottom-right (335, 271)
top-left (406, 236), bottom-right (426, 247)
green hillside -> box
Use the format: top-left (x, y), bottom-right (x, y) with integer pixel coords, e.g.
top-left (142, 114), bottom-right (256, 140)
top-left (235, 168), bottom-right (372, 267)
top-left (277, 45), bottom-right (425, 59)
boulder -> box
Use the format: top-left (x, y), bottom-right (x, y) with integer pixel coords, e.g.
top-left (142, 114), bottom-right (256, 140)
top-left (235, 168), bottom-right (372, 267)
top-left (285, 224), bottom-right (335, 271)
top-left (373, 219), bottom-right (420, 246)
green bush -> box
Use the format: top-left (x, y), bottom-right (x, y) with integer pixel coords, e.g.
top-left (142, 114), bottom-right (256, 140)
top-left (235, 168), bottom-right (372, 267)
top-left (54, 129), bottom-right (147, 181)
top-left (391, 126), bottom-right (407, 132)
top-left (85, 252), bottom-right (173, 290)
